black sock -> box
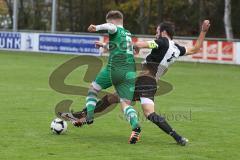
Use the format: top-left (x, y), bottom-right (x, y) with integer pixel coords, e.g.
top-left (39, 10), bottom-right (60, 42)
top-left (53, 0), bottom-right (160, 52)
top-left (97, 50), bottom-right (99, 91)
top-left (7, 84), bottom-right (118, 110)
top-left (147, 112), bottom-right (182, 141)
top-left (94, 95), bottom-right (111, 113)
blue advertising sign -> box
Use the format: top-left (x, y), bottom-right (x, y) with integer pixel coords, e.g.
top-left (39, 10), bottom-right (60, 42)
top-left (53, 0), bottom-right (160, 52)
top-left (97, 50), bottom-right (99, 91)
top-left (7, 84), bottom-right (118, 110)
top-left (0, 32), bottom-right (21, 49)
top-left (39, 34), bottom-right (100, 55)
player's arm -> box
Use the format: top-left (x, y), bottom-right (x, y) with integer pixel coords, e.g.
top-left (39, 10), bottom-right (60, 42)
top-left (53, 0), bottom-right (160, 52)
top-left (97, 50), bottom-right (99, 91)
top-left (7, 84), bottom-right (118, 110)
top-left (185, 20), bottom-right (210, 55)
top-left (134, 40), bottom-right (159, 49)
top-left (88, 23), bottom-right (117, 34)
top-left (95, 41), bottom-right (108, 50)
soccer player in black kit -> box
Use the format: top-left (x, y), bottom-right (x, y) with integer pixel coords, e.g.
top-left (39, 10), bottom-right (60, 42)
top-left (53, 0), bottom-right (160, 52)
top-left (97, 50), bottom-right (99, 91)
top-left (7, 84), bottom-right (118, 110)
top-left (60, 20), bottom-right (210, 145)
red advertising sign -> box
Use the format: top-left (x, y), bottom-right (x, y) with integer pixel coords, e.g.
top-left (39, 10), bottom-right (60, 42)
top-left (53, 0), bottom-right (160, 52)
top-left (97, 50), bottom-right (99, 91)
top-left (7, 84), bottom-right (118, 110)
top-left (206, 41), bottom-right (218, 60)
top-left (222, 42), bottom-right (233, 61)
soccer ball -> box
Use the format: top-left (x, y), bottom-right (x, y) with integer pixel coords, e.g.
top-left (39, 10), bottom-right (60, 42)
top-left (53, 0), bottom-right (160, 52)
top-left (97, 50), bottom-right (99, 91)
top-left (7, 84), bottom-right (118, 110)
top-left (50, 118), bottom-right (67, 135)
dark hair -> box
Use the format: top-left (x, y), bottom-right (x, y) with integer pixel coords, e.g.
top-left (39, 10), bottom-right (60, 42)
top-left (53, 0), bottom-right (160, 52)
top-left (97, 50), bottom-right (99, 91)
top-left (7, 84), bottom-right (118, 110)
top-left (106, 10), bottom-right (123, 20)
top-left (158, 22), bottom-right (175, 39)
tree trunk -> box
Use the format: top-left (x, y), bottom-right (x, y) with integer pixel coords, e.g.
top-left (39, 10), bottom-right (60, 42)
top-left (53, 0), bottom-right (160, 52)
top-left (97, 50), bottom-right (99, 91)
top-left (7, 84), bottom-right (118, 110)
top-left (80, 0), bottom-right (85, 31)
top-left (69, 0), bottom-right (73, 31)
top-left (114, 0), bottom-right (119, 6)
top-left (4, 0), bottom-right (13, 27)
top-left (18, 0), bottom-right (28, 29)
top-left (33, 0), bottom-right (41, 30)
top-left (224, 0), bottom-right (233, 40)
top-left (199, 0), bottom-right (205, 27)
top-left (95, 0), bottom-right (103, 24)
top-left (157, 0), bottom-right (164, 24)
top-left (145, 0), bottom-right (152, 34)
top-left (138, 0), bottom-right (145, 34)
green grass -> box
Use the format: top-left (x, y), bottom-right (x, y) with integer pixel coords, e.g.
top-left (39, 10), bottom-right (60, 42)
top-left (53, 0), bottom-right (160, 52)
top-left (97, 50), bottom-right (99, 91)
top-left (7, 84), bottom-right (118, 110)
top-left (0, 51), bottom-right (240, 160)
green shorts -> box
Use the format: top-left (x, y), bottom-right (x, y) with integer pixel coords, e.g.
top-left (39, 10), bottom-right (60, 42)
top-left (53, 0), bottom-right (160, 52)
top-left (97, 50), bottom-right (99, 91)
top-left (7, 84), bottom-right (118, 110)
top-left (95, 64), bottom-right (136, 101)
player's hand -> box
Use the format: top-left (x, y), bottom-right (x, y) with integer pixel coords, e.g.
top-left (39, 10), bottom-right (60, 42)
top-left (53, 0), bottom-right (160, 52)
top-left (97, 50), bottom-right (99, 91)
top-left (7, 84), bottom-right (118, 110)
top-left (201, 20), bottom-right (210, 32)
top-left (88, 24), bottom-right (97, 32)
top-left (95, 41), bottom-right (104, 48)
top-left (133, 45), bottom-right (140, 55)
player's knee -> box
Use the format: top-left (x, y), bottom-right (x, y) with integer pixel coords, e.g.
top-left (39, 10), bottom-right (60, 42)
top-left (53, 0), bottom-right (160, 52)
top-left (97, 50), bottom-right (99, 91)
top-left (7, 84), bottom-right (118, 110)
top-left (143, 111), bottom-right (149, 118)
top-left (140, 97), bottom-right (155, 118)
top-left (140, 97), bottom-right (154, 105)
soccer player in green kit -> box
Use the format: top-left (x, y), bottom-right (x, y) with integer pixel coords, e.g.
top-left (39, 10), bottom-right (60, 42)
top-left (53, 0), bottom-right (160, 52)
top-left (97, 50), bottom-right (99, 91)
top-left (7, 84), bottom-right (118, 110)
top-left (86, 10), bottom-right (141, 144)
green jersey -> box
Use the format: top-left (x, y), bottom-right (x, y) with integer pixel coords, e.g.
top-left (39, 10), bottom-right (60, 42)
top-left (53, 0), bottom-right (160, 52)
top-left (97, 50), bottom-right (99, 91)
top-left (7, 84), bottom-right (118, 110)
top-left (108, 27), bottom-right (133, 55)
top-left (94, 24), bottom-right (136, 101)
top-left (108, 26), bottom-right (135, 69)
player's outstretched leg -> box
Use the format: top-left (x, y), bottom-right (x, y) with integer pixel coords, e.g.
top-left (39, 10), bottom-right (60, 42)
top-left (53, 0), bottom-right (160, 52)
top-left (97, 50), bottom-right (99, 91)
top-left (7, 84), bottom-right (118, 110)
top-left (141, 97), bottom-right (188, 146)
top-left (71, 94), bottom-right (120, 127)
top-left (147, 112), bottom-right (189, 146)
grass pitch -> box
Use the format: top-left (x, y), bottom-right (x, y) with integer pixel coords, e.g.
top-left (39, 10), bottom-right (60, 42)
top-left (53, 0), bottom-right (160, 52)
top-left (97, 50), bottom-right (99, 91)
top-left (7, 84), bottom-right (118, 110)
top-left (0, 51), bottom-right (240, 160)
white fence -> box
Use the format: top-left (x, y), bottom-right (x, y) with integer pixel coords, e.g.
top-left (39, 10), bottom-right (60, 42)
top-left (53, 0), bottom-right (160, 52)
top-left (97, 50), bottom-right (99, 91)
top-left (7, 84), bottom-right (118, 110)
top-left (0, 31), bottom-right (240, 65)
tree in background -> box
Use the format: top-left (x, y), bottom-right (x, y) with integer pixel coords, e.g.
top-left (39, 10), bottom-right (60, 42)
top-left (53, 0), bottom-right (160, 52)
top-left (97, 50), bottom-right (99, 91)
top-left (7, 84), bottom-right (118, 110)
top-left (138, 0), bottom-right (145, 33)
top-left (199, 0), bottom-right (205, 27)
top-left (0, 0), bottom-right (239, 39)
top-left (224, 0), bottom-right (233, 40)
top-left (157, 0), bottom-right (164, 24)
top-left (2, 0), bottom-right (12, 28)
top-left (0, 0), bottom-right (11, 28)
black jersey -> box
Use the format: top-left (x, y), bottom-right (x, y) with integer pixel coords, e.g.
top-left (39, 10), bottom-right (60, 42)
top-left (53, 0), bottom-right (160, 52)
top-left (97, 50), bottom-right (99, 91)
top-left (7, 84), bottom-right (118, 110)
top-left (143, 37), bottom-right (186, 79)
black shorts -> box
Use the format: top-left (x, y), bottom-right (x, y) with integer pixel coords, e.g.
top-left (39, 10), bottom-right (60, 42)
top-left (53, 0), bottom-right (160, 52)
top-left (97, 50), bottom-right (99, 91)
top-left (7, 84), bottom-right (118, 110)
top-left (133, 75), bottom-right (157, 101)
